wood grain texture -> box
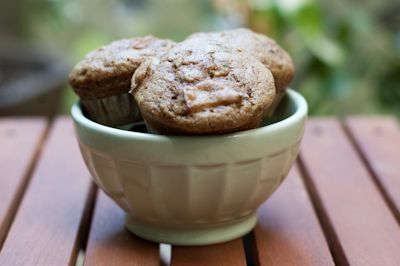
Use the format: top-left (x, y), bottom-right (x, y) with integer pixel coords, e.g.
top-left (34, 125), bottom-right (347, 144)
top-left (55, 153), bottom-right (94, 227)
top-left (253, 165), bottom-right (334, 266)
top-left (300, 118), bottom-right (400, 266)
top-left (0, 118), bottom-right (47, 247)
top-left (0, 118), bottom-right (92, 266)
top-left (84, 191), bottom-right (159, 266)
top-left (171, 239), bottom-right (246, 266)
top-left (345, 117), bottom-right (400, 222)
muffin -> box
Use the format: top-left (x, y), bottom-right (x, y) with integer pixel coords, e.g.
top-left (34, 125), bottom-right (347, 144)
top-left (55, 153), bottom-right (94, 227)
top-left (188, 28), bottom-right (294, 117)
top-left (130, 38), bottom-right (276, 135)
top-left (69, 36), bottom-right (175, 127)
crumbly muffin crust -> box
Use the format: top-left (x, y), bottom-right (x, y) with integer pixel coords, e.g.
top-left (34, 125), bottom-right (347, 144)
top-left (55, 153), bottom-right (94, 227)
top-left (131, 38), bottom-right (276, 135)
top-left (188, 28), bottom-right (294, 92)
top-left (69, 36), bottom-right (175, 99)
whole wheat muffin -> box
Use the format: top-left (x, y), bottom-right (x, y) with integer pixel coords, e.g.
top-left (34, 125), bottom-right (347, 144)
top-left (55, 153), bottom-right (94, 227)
top-left (130, 38), bottom-right (276, 135)
top-left (188, 28), bottom-right (294, 118)
top-left (69, 36), bottom-right (175, 126)
top-left (188, 28), bottom-right (294, 92)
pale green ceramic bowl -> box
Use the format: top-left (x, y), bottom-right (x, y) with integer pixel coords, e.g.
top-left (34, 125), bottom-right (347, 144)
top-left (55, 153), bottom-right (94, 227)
top-left (71, 89), bottom-right (307, 245)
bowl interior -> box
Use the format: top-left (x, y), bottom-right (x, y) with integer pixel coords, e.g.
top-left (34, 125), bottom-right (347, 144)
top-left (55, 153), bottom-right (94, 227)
top-left (261, 92), bottom-right (298, 126)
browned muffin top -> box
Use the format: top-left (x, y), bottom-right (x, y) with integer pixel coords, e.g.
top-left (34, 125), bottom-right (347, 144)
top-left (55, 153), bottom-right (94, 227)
top-left (130, 38), bottom-right (276, 135)
top-left (69, 36), bottom-right (175, 99)
top-left (188, 28), bottom-right (294, 92)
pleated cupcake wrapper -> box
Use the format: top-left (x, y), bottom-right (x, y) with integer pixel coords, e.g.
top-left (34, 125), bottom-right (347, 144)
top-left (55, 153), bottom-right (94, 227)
top-left (81, 93), bottom-right (142, 127)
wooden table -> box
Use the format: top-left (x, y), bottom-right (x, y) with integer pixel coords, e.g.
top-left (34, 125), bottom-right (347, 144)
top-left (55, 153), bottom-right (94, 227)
top-left (0, 116), bottom-right (400, 266)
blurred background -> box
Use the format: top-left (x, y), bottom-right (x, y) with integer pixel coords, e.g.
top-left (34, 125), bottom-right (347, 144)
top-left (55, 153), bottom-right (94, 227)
top-left (0, 0), bottom-right (399, 117)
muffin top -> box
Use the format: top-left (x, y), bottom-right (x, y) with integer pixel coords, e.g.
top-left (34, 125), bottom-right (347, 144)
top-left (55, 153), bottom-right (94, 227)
top-left (131, 38), bottom-right (276, 135)
top-left (188, 28), bottom-right (294, 92)
top-left (69, 36), bottom-right (175, 100)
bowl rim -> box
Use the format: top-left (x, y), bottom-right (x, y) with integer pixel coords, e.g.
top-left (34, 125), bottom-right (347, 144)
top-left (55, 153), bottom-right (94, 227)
top-left (71, 89), bottom-right (307, 141)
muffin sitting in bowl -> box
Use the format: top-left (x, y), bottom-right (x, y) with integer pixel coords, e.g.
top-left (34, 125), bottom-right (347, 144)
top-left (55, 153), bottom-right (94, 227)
top-left (69, 36), bottom-right (175, 127)
top-left (130, 37), bottom-right (276, 135)
top-left (188, 28), bottom-right (295, 118)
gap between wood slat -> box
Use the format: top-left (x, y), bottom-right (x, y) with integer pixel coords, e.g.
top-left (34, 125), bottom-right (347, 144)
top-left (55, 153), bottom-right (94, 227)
top-left (160, 244), bottom-right (171, 266)
top-left (72, 184), bottom-right (98, 266)
top-left (252, 164), bottom-right (334, 266)
top-left (0, 118), bottom-right (49, 250)
top-left (343, 117), bottom-right (400, 225)
top-left (241, 231), bottom-right (257, 266)
top-left (297, 157), bottom-right (346, 266)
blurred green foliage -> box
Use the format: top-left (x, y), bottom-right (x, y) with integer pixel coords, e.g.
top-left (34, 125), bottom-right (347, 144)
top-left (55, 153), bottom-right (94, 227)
top-left (4, 0), bottom-right (399, 116)
top-left (6, 0), bottom-right (220, 112)
top-left (247, 0), bottom-right (400, 116)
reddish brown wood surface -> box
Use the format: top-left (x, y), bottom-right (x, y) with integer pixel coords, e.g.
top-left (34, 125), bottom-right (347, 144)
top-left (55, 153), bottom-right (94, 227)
top-left (171, 239), bottom-right (246, 266)
top-left (345, 117), bottom-right (400, 222)
top-left (2, 117), bottom-right (400, 265)
top-left (84, 191), bottom-right (159, 266)
top-left (253, 165), bottom-right (334, 266)
top-left (0, 118), bottom-right (93, 266)
top-left (300, 119), bottom-right (400, 265)
top-left (0, 118), bottom-right (47, 248)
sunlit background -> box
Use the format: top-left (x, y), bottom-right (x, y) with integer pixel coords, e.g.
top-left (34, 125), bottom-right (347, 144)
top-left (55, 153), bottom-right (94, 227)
top-left (1, 0), bottom-right (399, 117)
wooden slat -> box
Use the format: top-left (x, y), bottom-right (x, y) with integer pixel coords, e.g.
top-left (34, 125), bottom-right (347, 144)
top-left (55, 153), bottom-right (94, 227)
top-left (300, 118), bottom-right (400, 265)
top-left (0, 118), bottom-right (47, 248)
top-left (253, 165), bottom-right (334, 266)
top-left (0, 118), bottom-right (93, 266)
top-left (345, 117), bottom-right (400, 221)
top-left (171, 239), bottom-right (246, 266)
top-left (84, 191), bottom-right (159, 266)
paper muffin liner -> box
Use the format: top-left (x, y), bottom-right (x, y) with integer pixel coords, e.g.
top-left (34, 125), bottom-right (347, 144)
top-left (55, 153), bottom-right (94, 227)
top-left (81, 93), bottom-right (142, 127)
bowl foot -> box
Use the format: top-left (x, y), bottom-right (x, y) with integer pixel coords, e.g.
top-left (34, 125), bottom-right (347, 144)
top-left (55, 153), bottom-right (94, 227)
top-left (125, 213), bottom-right (257, 246)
